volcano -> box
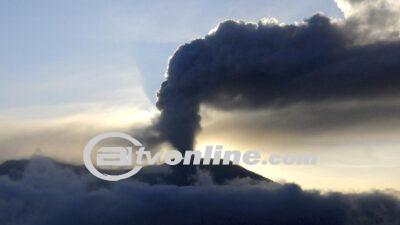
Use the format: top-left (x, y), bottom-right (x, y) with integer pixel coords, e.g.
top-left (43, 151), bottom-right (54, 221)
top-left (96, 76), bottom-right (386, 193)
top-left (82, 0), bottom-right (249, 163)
top-left (0, 157), bottom-right (271, 186)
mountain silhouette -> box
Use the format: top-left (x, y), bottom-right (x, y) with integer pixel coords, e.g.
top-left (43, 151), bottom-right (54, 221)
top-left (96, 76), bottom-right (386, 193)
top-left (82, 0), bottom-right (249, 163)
top-left (0, 157), bottom-right (271, 186)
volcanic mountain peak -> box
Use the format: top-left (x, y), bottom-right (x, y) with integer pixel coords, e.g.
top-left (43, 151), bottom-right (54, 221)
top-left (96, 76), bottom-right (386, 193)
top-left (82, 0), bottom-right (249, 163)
top-left (0, 156), bottom-right (272, 186)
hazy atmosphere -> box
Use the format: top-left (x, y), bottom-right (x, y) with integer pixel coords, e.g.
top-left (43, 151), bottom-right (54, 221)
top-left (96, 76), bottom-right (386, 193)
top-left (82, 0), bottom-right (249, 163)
top-left (1, 1), bottom-right (400, 224)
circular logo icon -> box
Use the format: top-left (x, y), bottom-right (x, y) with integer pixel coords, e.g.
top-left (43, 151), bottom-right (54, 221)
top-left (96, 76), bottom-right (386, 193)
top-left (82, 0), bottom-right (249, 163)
top-left (83, 132), bottom-right (143, 181)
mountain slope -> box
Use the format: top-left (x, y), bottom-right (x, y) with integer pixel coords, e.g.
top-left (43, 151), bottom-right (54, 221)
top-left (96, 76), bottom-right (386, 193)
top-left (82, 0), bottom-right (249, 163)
top-left (0, 157), bottom-right (272, 185)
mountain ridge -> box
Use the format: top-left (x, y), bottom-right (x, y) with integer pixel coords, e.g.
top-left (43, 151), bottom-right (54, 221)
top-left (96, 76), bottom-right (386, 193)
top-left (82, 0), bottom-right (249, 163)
top-left (0, 156), bottom-right (272, 186)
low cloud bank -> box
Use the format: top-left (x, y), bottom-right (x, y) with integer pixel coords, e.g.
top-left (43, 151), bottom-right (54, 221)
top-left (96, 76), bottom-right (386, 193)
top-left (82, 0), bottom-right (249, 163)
top-left (0, 158), bottom-right (399, 225)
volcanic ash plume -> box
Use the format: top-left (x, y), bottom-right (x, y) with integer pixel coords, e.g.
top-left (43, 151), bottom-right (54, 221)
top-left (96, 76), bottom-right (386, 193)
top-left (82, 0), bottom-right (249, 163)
top-left (153, 9), bottom-right (400, 151)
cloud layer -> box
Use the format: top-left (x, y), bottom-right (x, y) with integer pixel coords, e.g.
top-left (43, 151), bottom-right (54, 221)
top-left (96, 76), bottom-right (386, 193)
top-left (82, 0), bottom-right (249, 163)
top-left (337, 0), bottom-right (400, 43)
top-left (0, 158), bottom-right (399, 225)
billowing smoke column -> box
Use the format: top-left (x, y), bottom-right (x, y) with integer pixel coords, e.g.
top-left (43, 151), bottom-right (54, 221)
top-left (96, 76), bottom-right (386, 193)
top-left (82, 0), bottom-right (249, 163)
top-left (155, 12), bottom-right (400, 151)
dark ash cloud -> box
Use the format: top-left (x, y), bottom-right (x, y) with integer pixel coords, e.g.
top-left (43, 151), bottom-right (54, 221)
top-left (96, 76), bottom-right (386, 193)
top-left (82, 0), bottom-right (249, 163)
top-left (202, 99), bottom-right (400, 136)
top-left (0, 158), bottom-right (399, 225)
top-left (153, 13), bottom-right (400, 151)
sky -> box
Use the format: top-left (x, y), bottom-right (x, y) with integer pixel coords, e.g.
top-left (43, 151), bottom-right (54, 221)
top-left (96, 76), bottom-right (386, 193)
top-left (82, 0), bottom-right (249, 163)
top-left (1, 0), bottom-right (400, 192)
